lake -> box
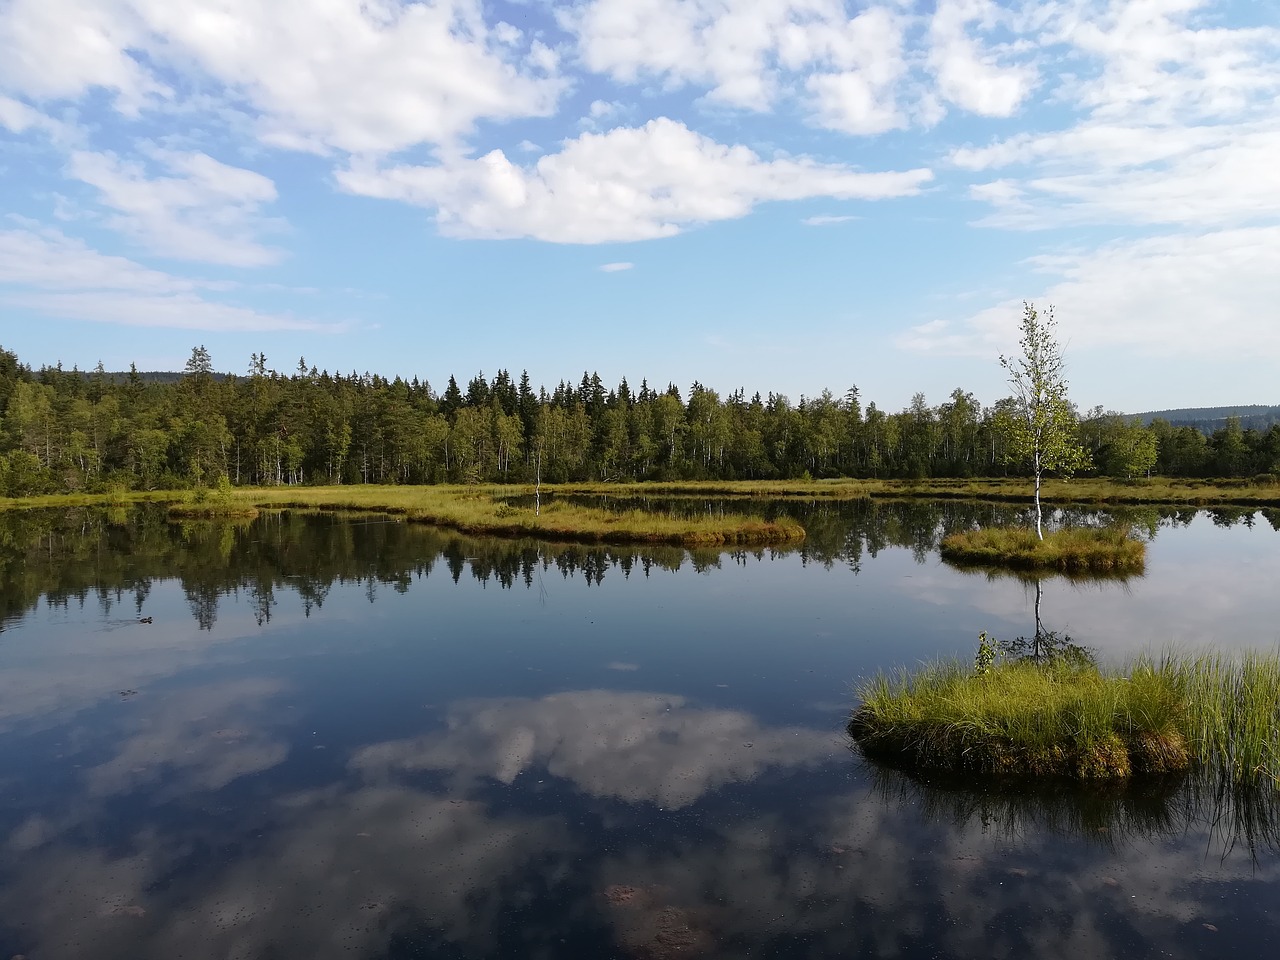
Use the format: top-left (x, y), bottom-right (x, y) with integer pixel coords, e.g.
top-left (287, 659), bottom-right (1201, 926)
top-left (1, 500), bottom-right (1277, 959)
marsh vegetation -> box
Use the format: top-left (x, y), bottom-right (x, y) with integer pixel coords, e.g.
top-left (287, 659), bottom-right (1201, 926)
top-left (851, 644), bottom-right (1280, 788)
top-left (939, 525), bottom-right (1146, 573)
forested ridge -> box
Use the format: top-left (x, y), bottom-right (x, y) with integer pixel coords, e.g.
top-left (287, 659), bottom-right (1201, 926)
top-left (1, 343), bottom-right (1277, 495)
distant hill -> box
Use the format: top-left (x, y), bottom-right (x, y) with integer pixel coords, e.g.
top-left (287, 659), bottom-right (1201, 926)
top-left (64, 369), bottom-right (237, 385)
top-left (1132, 405), bottom-right (1280, 434)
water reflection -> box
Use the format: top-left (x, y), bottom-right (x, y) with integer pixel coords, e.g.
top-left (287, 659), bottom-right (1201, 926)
top-left (1, 504), bottom-right (1279, 958)
top-left (353, 690), bottom-right (834, 808)
top-left (5, 499), bottom-right (1259, 633)
top-left (862, 761), bottom-right (1280, 859)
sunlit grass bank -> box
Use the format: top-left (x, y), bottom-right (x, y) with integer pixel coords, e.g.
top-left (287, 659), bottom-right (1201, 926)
top-left (939, 526), bottom-right (1145, 573)
top-left (850, 650), bottom-right (1280, 786)
top-left (4, 476), bottom-right (1279, 514)
top-left (240, 485), bottom-right (805, 547)
top-left (558, 477), bottom-right (1280, 507)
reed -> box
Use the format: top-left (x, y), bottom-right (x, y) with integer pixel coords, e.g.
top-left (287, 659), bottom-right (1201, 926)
top-left (939, 526), bottom-right (1146, 573)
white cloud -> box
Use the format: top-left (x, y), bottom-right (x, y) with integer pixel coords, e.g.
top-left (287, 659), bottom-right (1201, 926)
top-left (897, 226), bottom-right (1280, 359)
top-left (0, 0), bottom-right (169, 115)
top-left (567, 1), bottom-right (923, 132)
top-left (0, 94), bottom-right (76, 143)
top-left (1050, 0), bottom-right (1280, 124)
top-left (599, 261), bottom-right (634, 272)
top-left (953, 2), bottom-right (1280, 230)
top-left (0, 0), bottom-right (566, 154)
top-left (926, 0), bottom-right (1038, 117)
top-left (67, 148), bottom-right (286, 266)
top-left (337, 118), bottom-right (932, 243)
top-left (0, 223), bottom-right (200, 293)
top-left (795, 6), bottom-right (910, 134)
top-left (974, 124), bottom-right (1280, 229)
top-left (0, 224), bottom-right (339, 332)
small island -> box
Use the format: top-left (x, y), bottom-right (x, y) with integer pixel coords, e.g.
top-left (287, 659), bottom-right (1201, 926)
top-left (939, 525), bottom-right (1145, 573)
top-left (849, 640), bottom-right (1280, 786)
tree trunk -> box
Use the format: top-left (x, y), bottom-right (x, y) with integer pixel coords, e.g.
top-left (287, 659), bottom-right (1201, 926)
top-left (1034, 451), bottom-right (1044, 539)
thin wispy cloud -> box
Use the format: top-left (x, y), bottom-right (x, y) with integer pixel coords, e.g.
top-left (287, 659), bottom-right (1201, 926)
top-left (802, 215), bottom-right (860, 226)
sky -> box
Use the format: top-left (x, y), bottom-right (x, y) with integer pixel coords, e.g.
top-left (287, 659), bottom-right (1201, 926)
top-left (0, 0), bottom-right (1276, 415)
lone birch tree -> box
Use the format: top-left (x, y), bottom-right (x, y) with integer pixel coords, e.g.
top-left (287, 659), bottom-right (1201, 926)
top-left (1000, 303), bottom-right (1088, 539)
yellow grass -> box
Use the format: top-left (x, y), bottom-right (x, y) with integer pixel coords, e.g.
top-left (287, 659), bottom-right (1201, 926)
top-left (237, 484), bottom-right (805, 546)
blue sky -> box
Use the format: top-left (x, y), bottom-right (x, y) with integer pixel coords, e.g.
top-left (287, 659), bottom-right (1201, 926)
top-left (0, 0), bottom-right (1276, 413)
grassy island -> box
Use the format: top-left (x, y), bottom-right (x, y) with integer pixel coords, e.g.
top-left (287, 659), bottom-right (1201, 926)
top-left (939, 526), bottom-right (1145, 573)
top-left (850, 649), bottom-right (1280, 785)
top-left (241, 485), bottom-right (805, 547)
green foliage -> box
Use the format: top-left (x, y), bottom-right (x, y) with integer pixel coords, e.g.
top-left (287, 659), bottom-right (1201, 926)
top-left (974, 631), bottom-right (998, 676)
top-left (2, 341), bottom-right (1279, 497)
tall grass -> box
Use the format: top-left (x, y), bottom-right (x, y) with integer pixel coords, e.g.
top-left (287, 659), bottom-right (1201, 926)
top-left (940, 526), bottom-right (1146, 573)
top-left (1155, 651), bottom-right (1280, 786)
top-left (850, 649), bottom-right (1280, 786)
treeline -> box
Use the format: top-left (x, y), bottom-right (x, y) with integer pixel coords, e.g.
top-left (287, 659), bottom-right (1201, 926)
top-left (1, 344), bottom-right (1278, 495)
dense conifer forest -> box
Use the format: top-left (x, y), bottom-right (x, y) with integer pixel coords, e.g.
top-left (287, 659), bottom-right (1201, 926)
top-left (1, 344), bottom-right (1276, 495)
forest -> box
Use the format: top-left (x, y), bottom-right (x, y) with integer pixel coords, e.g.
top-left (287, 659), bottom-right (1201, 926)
top-left (1, 344), bottom-right (1276, 496)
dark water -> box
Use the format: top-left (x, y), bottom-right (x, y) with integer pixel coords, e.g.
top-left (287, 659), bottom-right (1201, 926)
top-left (1, 502), bottom-right (1278, 959)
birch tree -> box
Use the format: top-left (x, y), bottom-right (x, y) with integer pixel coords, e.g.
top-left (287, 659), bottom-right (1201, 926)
top-left (1000, 303), bottom-right (1088, 539)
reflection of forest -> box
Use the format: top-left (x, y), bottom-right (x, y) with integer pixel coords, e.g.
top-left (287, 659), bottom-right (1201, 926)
top-left (1, 501), bottom-right (1276, 631)
top-left (864, 760), bottom-right (1280, 860)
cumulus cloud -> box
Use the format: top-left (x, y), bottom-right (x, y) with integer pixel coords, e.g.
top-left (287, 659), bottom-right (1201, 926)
top-left (0, 0), bottom-right (565, 154)
top-left (0, 0), bottom-right (168, 114)
top-left (337, 118), bottom-right (932, 243)
top-left (926, 0), bottom-right (1038, 117)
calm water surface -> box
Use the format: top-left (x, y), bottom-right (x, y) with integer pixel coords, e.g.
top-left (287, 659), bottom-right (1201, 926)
top-left (1, 501), bottom-right (1278, 959)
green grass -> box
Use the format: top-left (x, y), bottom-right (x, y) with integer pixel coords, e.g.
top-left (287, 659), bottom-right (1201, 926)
top-left (850, 649), bottom-right (1280, 786)
top-left (939, 526), bottom-right (1146, 573)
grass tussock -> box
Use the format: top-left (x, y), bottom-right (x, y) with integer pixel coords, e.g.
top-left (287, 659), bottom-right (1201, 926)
top-left (940, 526), bottom-right (1145, 573)
top-left (241, 485), bottom-right (805, 547)
top-left (850, 648), bottom-right (1280, 786)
